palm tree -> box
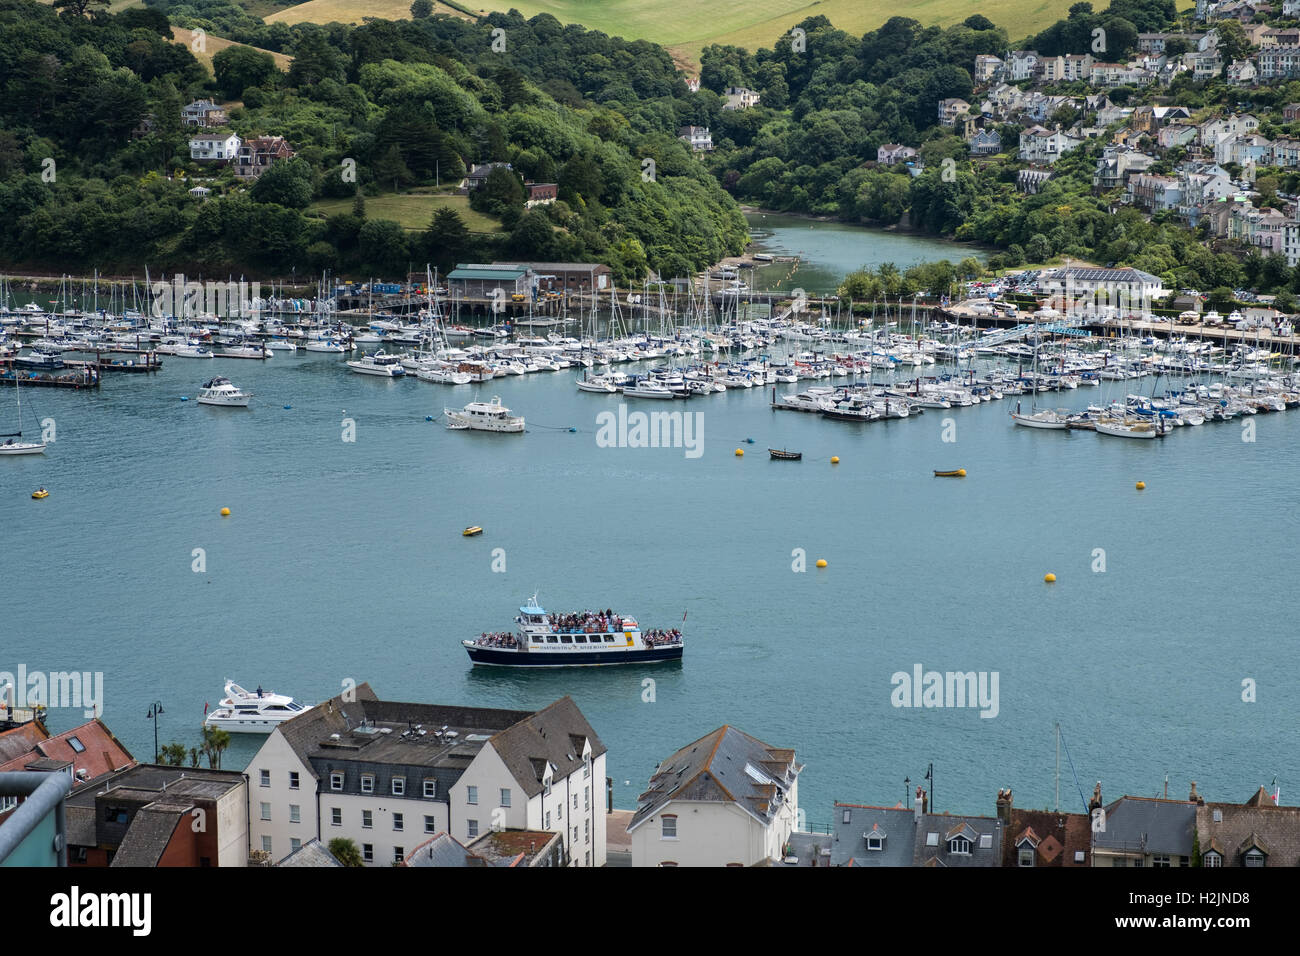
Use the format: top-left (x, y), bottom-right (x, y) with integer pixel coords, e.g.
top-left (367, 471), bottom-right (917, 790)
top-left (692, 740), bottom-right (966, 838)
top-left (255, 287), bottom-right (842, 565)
top-left (199, 724), bottom-right (231, 769)
top-left (329, 838), bottom-right (364, 867)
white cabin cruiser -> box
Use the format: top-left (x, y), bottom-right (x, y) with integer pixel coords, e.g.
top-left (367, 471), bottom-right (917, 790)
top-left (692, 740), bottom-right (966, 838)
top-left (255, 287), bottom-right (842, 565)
top-left (203, 681), bottom-right (312, 733)
top-left (196, 376), bottom-right (252, 407)
top-left (347, 351), bottom-right (407, 376)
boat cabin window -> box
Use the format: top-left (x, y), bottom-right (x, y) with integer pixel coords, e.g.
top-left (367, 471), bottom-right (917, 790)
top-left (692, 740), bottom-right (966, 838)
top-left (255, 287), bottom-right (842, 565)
top-left (532, 635), bottom-right (543, 643)
top-left (574, 635), bottom-right (587, 644)
top-left (560, 635), bottom-right (573, 644)
top-left (604, 635), bottom-right (616, 643)
top-left (546, 636), bottom-right (558, 644)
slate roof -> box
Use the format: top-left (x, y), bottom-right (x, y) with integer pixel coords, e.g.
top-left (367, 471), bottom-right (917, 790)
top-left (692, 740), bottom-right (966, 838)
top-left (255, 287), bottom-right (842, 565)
top-left (627, 725), bottom-right (799, 833)
top-left (913, 813), bottom-right (1003, 867)
top-left (278, 684), bottom-right (600, 799)
top-left (109, 805), bottom-right (183, 867)
top-left (830, 803), bottom-right (915, 867)
top-left (1092, 797), bottom-right (1197, 857)
top-left (278, 839), bottom-right (342, 867)
top-left (488, 695), bottom-right (606, 798)
top-left (402, 831), bottom-right (475, 867)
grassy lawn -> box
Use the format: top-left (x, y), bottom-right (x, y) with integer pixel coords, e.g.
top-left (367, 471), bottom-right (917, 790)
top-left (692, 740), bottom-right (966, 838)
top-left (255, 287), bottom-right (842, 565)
top-left (170, 27), bottom-right (294, 73)
top-left (263, 0), bottom-right (1105, 65)
top-left (267, 0), bottom-right (471, 25)
top-left (309, 192), bottom-right (502, 233)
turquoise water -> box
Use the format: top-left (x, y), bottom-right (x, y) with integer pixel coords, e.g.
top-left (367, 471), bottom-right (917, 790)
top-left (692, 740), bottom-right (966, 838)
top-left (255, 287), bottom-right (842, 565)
top-left (5, 353), bottom-right (1297, 820)
top-left (2, 220), bottom-right (1294, 822)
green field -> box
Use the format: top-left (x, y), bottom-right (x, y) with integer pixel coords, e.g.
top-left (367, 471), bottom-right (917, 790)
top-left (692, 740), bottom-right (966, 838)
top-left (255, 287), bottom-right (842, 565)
top-left (309, 192), bottom-right (501, 233)
top-left (267, 0), bottom-right (1079, 65)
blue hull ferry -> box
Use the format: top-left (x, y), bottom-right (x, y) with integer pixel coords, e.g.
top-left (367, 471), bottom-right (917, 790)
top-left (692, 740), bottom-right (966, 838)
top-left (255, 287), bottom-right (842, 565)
top-left (463, 596), bottom-right (684, 667)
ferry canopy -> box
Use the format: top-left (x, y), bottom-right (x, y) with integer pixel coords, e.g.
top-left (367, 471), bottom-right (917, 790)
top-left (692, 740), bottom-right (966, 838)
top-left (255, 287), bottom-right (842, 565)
top-left (521, 605), bottom-right (545, 615)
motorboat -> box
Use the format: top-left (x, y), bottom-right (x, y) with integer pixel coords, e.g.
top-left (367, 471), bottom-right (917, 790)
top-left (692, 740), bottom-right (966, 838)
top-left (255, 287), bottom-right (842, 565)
top-left (196, 376), bottom-right (252, 407)
top-left (347, 351), bottom-right (407, 376)
top-left (203, 681), bottom-right (312, 733)
top-left (444, 396), bottom-right (525, 432)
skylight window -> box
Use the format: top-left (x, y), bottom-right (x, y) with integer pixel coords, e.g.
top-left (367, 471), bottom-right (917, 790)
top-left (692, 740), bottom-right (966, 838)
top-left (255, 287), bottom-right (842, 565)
top-left (67, 736), bottom-right (85, 754)
top-left (744, 763), bottom-right (773, 785)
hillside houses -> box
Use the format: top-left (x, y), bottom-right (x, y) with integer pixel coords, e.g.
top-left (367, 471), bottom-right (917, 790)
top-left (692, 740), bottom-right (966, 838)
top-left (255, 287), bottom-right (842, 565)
top-left (235, 135), bottom-right (295, 180)
top-left (1019, 126), bottom-right (1084, 164)
top-left (190, 132), bottom-right (241, 163)
top-left (877, 144), bottom-right (917, 166)
top-left (937, 98), bottom-right (971, 127)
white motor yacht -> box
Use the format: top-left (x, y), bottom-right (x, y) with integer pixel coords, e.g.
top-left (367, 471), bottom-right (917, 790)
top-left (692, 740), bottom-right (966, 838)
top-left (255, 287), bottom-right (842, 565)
top-left (196, 376), bottom-right (252, 407)
top-left (347, 351), bottom-right (407, 376)
top-left (203, 681), bottom-right (312, 733)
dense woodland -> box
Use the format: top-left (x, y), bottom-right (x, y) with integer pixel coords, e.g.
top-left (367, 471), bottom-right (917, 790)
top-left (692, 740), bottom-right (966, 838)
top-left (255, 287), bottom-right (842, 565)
top-left (4, 0), bottom-right (1300, 298)
top-left (0, 1), bottom-right (746, 279)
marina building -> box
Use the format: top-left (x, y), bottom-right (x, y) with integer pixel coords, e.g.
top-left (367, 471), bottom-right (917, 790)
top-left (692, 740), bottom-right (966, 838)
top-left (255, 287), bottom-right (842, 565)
top-left (246, 683), bottom-right (608, 867)
top-left (1040, 266), bottom-right (1165, 302)
top-left (627, 724), bottom-right (800, 867)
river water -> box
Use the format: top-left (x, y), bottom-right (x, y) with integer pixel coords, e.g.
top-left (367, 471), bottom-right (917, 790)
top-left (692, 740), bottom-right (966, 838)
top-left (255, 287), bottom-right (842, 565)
top-left (2, 220), bottom-right (1294, 825)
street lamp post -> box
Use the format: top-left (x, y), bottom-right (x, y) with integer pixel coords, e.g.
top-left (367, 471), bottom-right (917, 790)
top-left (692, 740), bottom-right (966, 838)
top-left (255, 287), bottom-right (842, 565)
top-left (146, 701), bottom-right (164, 763)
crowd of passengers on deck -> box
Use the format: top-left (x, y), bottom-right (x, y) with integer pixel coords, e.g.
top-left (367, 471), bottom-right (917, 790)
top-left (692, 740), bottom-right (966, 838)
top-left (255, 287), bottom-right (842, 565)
top-left (475, 631), bottom-right (518, 647)
top-left (643, 628), bottom-right (683, 646)
top-left (545, 610), bottom-right (624, 633)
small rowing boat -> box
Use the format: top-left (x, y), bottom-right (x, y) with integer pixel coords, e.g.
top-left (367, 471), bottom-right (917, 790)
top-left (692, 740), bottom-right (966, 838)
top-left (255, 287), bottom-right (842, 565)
top-left (31, 488), bottom-right (48, 498)
top-left (463, 526), bottom-right (483, 536)
top-left (933, 469), bottom-right (966, 477)
top-left (769, 448), bottom-right (802, 460)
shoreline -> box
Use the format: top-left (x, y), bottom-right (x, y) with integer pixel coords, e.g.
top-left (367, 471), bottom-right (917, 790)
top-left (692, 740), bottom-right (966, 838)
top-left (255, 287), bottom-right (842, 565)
top-left (740, 205), bottom-right (999, 257)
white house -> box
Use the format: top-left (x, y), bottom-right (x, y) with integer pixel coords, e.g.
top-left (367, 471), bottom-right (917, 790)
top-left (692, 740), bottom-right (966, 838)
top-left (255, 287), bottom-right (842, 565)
top-left (877, 144), bottom-right (918, 165)
top-left (627, 725), bottom-right (800, 867)
top-left (1019, 126), bottom-right (1083, 164)
top-left (190, 132), bottom-right (241, 162)
top-left (722, 87), bottom-right (760, 110)
top-left (246, 683), bottom-right (607, 867)
top-left (1006, 50), bottom-right (1040, 81)
top-left (677, 126), bottom-right (714, 151)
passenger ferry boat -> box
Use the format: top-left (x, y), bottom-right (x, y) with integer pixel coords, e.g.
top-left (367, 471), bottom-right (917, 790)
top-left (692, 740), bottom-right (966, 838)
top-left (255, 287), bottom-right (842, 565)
top-left (463, 596), bottom-right (684, 667)
top-left (203, 680), bottom-right (312, 733)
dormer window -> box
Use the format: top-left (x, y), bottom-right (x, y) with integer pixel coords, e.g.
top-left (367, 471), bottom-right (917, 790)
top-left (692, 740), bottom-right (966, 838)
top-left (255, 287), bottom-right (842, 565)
top-left (1019, 846), bottom-right (1035, 867)
top-left (330, 772), bottom-right (343, 791)
top-left (1203, 851), bottom-right (1222, 868)
top-left (360, 774), bottom-right (375, 794)
top-left (949, 837), bottom-right (972, 855)
top-left (866, 833), bottom-right (885, 851)
top-left (1244, 849), bottom-right (1265, 867)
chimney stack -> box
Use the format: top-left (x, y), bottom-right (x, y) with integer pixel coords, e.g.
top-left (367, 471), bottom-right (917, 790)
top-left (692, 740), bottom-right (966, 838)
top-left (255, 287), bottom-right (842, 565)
top-left (914, 785), bottom-right (928, 822)
top-left (1189, 781), bottom-right (1204, 805)
top-left (996, 787), bottom-right (1014, 825)
top-left (1088, 781), bottom-right (1103, 813)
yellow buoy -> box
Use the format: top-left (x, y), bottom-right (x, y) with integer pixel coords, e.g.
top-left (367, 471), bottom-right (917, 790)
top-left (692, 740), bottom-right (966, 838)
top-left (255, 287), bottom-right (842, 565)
top-left (735, 448), bottom-right (744, 456)
top-left (1136, 481), bottom-right (1145, 490)
top-left (1044, 572), bottom-right (1056, 583)
top-left (816, 559), bottom-right (828, 568)
top-left (958, 468), bottom-right (966, 477)
top-left (220, 507), bottom-right (231, 516)
top-left (830, 456), bottom-right (840, 464)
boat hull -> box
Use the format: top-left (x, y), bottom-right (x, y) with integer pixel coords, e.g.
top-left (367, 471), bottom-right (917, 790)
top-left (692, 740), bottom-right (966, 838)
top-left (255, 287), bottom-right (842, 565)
top-left (464, 645), bottom-right (683, 667)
